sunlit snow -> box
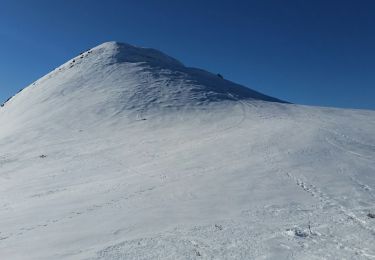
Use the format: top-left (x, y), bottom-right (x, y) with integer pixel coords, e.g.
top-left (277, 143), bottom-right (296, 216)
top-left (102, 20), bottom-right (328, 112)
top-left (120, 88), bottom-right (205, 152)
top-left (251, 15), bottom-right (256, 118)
top-left (1, 42), bottom-right (374, 259)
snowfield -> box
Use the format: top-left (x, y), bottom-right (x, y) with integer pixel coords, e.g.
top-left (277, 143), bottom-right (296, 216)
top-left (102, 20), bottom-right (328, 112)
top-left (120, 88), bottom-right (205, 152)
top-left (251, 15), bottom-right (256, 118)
top-left (0, 42), bottom-right (374, 259)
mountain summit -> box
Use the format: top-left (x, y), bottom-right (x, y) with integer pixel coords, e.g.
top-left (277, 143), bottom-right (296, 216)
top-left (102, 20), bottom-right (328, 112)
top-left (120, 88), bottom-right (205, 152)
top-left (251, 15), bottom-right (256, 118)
top-left (1, 42), bottom-right (283, 129)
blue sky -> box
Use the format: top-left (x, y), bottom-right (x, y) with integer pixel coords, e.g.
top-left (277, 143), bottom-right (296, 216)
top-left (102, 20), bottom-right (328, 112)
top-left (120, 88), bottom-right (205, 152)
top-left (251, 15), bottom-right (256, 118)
top-left (1, 0), bottom-right (374, 109)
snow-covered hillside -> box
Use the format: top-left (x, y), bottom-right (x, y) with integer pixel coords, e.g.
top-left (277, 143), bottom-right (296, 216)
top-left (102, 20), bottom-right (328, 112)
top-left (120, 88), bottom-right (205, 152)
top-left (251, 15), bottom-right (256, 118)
top-left (0, 42), bottom-right (374, 259)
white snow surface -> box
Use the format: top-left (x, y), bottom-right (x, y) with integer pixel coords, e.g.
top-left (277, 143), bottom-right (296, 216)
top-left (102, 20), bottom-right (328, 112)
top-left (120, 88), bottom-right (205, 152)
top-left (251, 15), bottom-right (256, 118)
top-left (0, 42), bottom-right (374, 259)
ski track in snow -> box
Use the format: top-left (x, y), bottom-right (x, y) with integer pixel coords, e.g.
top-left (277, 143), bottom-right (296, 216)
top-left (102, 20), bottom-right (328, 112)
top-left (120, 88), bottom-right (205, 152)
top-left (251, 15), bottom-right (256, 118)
top-left (285, 171), bottom-right (375, 259)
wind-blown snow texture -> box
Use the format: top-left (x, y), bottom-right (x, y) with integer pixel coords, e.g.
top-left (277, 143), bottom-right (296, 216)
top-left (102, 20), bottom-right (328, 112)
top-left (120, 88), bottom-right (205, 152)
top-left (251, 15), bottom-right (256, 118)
top-left (0, 42), bottom-right (374, 259)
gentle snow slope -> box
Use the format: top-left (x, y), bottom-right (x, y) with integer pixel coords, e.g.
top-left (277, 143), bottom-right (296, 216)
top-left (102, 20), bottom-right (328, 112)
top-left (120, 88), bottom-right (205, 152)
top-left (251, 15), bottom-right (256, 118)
top-left (0, 42), bottom-right (374, 259)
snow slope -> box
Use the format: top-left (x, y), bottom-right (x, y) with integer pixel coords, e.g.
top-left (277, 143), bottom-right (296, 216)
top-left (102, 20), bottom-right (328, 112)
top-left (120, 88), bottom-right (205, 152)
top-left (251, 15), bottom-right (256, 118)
top-left (0, 42), bottom-right (374, 259)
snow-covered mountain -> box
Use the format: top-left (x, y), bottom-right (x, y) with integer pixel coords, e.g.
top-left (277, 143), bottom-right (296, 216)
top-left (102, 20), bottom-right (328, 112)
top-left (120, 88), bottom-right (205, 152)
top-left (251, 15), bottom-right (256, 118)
top-left (0, 42), bottom-right (374, 259)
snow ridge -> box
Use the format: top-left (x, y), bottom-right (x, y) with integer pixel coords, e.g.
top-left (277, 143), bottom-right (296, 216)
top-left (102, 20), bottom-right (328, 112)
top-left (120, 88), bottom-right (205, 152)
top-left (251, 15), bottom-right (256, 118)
top-left (0, 41), bottom-right (285, 135)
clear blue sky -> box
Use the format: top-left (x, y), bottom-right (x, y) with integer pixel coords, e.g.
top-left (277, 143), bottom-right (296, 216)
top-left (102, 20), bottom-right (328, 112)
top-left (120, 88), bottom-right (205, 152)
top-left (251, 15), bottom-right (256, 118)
top-left (1, 0), bottom-right (374, 109)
